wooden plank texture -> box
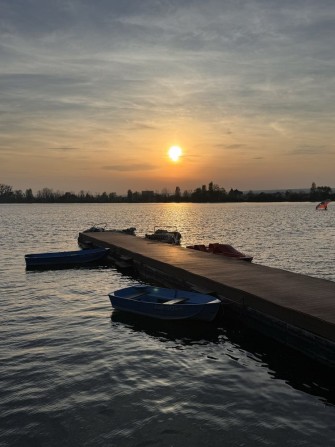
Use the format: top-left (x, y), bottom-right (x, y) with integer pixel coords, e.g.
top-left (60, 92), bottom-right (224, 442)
top-left (79, 231), bottom-right (335, 343)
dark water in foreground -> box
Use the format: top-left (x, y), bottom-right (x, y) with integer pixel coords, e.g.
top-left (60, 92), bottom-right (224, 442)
top-left (1, 203), bottom-right (335, 446)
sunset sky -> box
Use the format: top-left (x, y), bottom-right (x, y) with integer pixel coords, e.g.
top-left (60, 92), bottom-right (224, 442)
top-left (1, 0), bottom-right (334, 194)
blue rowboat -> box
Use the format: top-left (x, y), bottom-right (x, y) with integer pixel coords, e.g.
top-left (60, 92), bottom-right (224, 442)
top-left (108, 285), bottom-right (221, 321)
top-left (25, 247), bottom-right (110, 269)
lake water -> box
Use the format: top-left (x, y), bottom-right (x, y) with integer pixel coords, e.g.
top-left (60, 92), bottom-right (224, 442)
top-left (1, 202), bottom-right (335, 446)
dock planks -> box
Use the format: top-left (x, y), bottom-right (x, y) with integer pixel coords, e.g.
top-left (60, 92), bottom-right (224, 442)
top-left (78, 231), bottom-right (335, 365)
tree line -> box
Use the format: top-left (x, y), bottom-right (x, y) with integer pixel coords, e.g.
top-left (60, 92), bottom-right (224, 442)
top-left (0, 181), bottom-right (333, 204)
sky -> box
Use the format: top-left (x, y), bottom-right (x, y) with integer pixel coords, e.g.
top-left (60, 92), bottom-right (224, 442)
top-left (1, 0), bottom-right (335, 195)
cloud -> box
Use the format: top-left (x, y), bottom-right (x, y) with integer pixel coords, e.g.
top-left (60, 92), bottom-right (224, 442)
top-left (225, 144), bottom-right (246, 150)
top-left (128, 122), bottom-right (157, 131)
top-left (2, 1), bottom-right (334, 126)
top-left (103, 163), bottom-right (157, 171)
top-left (1, 0), bottom-right (335, 192)
top-left (289, 145), bottom-right (333, 156)
top-left (48, 147), bottom-right (80, 151)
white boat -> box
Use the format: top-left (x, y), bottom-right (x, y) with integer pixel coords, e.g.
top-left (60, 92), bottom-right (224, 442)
top-left (145, 226), bottom-right (182, 245)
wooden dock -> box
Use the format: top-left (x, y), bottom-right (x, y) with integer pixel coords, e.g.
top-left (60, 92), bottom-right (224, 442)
top-left (78, 231), bottom-right (335, 367)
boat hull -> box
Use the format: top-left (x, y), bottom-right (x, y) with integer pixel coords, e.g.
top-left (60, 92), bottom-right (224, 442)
top-left (109, 286), bottom-right (221, 322)
top-left (25, 248), bottom-right (110, 269)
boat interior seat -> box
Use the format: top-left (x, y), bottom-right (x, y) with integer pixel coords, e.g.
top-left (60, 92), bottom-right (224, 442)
top-left (163, 298), bottom-right (188, 305)
top-left (125, 292), bottom-right (147, 300)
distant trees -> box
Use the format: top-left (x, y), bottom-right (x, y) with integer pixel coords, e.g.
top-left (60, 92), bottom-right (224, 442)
top-left (25, 188), bottom-right (34, 202)
top-left (310, 182), bottom-right (332, 202)
top-left (0, 184), bottom-right (13, 201)
top-left (190, 182), bottom-right (228, 202)
top-left (0, 182), bottom-right (333, 204)
top-left (174, 186), bottom-right (181, 202)
top-left (127, 189), bottom-right (133, 201)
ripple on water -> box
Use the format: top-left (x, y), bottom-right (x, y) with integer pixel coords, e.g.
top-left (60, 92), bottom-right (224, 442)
top-left (1, 203), bottom-right (335, 446)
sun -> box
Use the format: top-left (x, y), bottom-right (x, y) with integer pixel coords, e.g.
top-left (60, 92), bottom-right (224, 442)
top-left (168, 145), bottom-right (183, 162)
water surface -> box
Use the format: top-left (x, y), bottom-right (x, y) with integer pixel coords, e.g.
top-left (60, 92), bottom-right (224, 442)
top-left (1, 203), bottom-right (335, 446)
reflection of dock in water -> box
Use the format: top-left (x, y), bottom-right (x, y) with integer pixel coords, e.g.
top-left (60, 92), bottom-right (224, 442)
top-left (78, 231), bottom-right (335, 368)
